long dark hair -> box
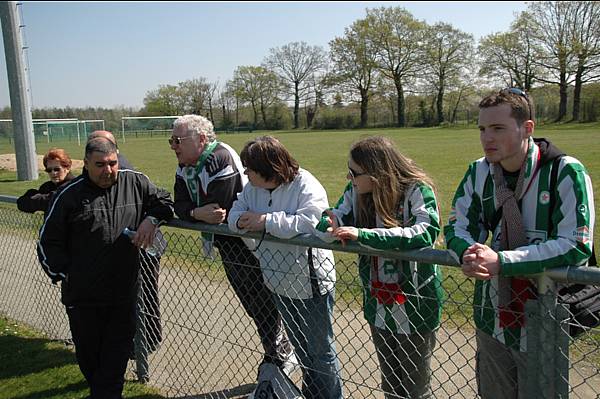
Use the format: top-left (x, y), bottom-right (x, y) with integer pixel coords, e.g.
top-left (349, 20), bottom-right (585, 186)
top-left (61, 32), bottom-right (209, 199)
top-left (351, 136), bottom-right (435, 228)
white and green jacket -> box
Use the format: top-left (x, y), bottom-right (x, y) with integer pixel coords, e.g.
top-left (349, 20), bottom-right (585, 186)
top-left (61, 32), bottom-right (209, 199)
top-left (444, 137), bottom-right (595, 351)
top-left (318, 181), bottom-right (443, 334)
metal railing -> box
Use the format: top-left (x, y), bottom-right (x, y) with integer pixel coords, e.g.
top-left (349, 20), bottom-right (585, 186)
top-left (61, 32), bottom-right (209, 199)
top-left (0, 195), bottom-right (599, 398)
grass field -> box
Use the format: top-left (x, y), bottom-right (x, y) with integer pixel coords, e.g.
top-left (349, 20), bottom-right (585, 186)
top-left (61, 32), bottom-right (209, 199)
top-left (1, 124), bottom-right (598, 247)
top-left (0, 316), bottom-right (164, 399)
top-left (0, 125), bottom-right (598, 395)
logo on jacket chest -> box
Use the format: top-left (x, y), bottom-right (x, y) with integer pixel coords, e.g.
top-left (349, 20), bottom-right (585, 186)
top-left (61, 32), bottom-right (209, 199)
top-left (539, 191), bottom-right (550, 205)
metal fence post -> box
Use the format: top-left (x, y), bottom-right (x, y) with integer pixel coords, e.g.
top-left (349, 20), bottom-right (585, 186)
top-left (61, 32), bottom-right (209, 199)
top-left (526, 275), bottom-right (569, 398)
top-left (134, 272), bottom-right (150, 383)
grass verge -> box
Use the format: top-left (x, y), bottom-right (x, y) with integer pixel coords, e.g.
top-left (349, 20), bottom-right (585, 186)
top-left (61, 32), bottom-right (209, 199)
top-left (0, 315), bottom-right (165, 399)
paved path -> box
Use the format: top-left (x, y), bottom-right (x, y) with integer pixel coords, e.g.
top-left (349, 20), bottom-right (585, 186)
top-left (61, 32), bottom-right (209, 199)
top-left (1, 233), bottom-right (599, 398)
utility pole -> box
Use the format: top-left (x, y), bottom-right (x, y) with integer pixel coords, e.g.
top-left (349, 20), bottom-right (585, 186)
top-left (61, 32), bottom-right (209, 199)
top-left (0, 1), bottom-right (37, 180)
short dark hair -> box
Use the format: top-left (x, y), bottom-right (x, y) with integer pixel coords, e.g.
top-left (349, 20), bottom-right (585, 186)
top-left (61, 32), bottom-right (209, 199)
top-left (85, 137), bottom-right (117, 159)
top-left (240, 136), bottom-right (299, 185)
top-left (479, 88), bottom-right (535, 124)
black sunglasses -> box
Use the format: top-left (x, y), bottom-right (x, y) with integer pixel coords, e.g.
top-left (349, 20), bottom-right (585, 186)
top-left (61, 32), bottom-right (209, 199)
top-left (45, 167), bottom-right (62, 173)
top-left (348, 165), bottom-right (366, 179)
top-left (503, 87), bottom-right (532, 120)
top-left (168, 135), bottom-right (194, 146)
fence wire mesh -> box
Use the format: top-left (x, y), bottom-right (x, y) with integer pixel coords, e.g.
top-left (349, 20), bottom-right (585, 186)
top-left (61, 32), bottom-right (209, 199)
top-left (0, 201), bottom-right (599, 398)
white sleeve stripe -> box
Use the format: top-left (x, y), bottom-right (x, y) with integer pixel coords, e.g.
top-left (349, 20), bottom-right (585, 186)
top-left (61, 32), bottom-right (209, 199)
top-left (38, 178), bottom-right (84, 278)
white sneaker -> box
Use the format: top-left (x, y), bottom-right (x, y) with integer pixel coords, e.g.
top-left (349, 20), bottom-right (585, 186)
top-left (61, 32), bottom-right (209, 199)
top-left (281, 351), bottom-right (300, 378)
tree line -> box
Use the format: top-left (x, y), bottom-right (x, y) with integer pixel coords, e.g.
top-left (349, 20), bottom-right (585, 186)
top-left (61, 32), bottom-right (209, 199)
top-left (2, 2), bottom-right (600, 132)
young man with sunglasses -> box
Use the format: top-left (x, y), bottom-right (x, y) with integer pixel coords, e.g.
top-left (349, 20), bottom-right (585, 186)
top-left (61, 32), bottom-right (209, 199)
top-left (169, 115), bottom-right (296, 376)
top-left (444, 89), bottom-right (595, 397)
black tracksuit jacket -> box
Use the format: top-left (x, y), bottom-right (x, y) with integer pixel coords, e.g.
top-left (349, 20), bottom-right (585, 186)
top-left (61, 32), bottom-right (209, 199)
top-left (37, 168), bottom-right (173, 307)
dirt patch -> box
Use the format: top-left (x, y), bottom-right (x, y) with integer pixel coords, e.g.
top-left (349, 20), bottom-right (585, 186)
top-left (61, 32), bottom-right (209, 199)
top-left (0, 153), bottom-right (84, 172)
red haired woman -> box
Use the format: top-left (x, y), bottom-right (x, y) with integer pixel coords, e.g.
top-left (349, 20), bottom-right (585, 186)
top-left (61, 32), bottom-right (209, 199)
top-left (17, 148), bottom-right (75, 215)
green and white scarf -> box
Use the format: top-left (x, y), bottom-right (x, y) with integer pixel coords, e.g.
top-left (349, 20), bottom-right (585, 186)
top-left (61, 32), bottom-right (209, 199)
top-left (183, 140), bottom-right (219, 257)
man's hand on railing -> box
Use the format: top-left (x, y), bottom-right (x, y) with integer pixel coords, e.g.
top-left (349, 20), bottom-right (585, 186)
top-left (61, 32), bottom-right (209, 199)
top-left (461, 243), bottom-right (498, 280)
top-left (191, 203), bottom-right (226, 224)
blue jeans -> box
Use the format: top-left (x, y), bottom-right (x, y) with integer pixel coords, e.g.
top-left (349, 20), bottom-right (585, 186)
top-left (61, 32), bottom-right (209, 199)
top-left (275, 290), bottom-right (343, 399)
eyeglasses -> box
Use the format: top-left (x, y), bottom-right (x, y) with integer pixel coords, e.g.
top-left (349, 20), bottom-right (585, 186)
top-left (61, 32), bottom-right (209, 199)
top-left (45, 167), bottom-right (62, 173)
top-left (168, 135), bottom-right (194, 146)
top-left (348, 165), bottom-right (366, 179)
top-left (503, 87), bottom-right (532, 120)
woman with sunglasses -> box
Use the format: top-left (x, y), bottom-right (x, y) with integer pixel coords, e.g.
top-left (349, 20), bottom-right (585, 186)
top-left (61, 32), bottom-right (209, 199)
top-left (317, 136), bottom-right (443, 399)
top-left (17, 148), bottom-right (75, 215)
top-left (228, 136), bottom-right (342, 399)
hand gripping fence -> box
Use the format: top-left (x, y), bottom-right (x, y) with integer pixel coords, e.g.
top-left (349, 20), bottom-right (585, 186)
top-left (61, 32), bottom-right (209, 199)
top-left (1, 194), bottom-right (599, 398)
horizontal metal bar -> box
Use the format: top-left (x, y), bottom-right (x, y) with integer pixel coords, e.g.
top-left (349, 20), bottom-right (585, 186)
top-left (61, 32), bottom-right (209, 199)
top-left (3, 194), bottom-right (599, 284)
top-left (169, 219), bottom-right (461, 266)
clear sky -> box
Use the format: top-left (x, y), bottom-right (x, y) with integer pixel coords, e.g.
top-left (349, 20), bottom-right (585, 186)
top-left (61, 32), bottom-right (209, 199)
top-left (0, 1), bottom-right (527, 109)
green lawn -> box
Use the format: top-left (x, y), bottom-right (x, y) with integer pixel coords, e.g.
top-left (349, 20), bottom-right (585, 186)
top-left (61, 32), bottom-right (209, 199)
top-left (0, 316), bottom-right (164, 399)
top-left (0, 125), bottom-right (598, 393)
top-left (1, 124), bottom-right (598, 246)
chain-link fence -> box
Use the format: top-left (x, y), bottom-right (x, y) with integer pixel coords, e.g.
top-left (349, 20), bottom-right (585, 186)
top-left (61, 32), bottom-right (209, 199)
top-left (1, 196), bottom-right (599, 398)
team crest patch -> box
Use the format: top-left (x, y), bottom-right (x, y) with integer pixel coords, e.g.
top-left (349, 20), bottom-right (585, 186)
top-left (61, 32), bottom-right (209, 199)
top-left (574, 226), bottom-right (590, 244)
top-left (539, 191), bottom-right (550, 205)
top-left (578, 204), bottom-right (588, 215)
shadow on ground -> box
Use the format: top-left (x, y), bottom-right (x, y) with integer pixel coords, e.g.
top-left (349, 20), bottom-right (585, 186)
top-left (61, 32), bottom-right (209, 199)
top-left (0, 334), bottom-right (76, 379)
top-left (170, 383), bottom-right (256, 398)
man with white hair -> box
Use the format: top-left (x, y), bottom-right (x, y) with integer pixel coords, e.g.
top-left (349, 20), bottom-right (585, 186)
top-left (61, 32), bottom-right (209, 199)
top-left (169, 115), bottom-right (295, 375)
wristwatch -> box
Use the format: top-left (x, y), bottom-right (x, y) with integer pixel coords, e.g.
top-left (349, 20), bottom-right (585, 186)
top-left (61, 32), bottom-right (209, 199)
top-left (146, 215), bottom-right (161, 226)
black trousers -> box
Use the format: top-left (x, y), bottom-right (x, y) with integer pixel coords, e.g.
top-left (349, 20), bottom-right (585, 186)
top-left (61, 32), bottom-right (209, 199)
top-left (215, 235), bottom-right (292, 365)
top-left (66, 302), bottom-right (136, 399)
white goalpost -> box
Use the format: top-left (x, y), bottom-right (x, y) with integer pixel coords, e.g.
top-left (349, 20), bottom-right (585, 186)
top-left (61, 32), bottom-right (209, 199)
top-left (79, 119), bottom-right (106, 142)
top-left (32, 118), bottom-right (80, 145)
top-left (121, 115), bottom-right (181, 142)
top-left (1, 118), bottom-right (107, 146)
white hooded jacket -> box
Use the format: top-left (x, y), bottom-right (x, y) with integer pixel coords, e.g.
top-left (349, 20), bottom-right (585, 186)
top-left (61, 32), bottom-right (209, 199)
top-left (228, 168), bottom-right (335, 299)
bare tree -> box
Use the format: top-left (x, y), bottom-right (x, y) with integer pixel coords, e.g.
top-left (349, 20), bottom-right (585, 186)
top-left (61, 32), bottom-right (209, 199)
top-left (529, 1), bottom-right (578, 121)
top-left (365, 6), bottom-right (427, 127)
top-left (569, 1), bottom-right (600, 121)
top-left (422, 22), bottom-right (474, 125)
top-left (329, 19), bottom-right (378, 128)
top-left (143, 84), bottom-right (183, 115)
top-left (232, 66), bottom-right (283, 128)
top-left (178, 78), bottom-right (210, 115)
top-left (264, 41), bottom-right (327, 129)
top-left (206, 81), bottom-right (219, 123)
top-left (478, 12), bottom-right (541, 91)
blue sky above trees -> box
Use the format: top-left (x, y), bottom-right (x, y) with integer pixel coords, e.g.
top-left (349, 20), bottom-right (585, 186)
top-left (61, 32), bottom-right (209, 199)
top-left (0, 1), bottom-right (527, 109)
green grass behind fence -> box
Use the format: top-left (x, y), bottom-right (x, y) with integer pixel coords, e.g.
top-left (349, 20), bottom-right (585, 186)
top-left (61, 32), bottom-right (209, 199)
top-left (0, 316), bottom-right (164, 399)
top-left (1, 124), bottom-right (598, 245)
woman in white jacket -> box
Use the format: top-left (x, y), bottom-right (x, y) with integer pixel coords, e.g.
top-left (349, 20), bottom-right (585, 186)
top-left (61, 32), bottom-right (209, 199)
top-left (228, 136), bottom-right (342, 399)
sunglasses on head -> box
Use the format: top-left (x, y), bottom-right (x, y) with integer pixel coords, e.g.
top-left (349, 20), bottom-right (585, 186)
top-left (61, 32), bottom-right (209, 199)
top-left (503, 87), bottom-right (532, 120)
top-left (168, 135), bottom-right (194, 146)
top-left (45, 167), bottom-right (62, 173)
top-left (348, 165), bottom-right (366, 179)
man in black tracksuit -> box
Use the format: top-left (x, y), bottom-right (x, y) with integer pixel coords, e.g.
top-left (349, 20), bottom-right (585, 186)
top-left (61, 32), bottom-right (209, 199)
top-left (88, 130), bottom-right (163, 354)
top-left (37, 138), bottom-right (173, 399)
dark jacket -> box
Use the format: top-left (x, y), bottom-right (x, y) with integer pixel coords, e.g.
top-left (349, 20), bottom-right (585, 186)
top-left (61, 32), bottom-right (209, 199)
top-left (37, 168), bottom-right (173, 306)
top-left (173, 142), bottom-right (244, 219)
top-left (17, 172), bottom-right (75, 216)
